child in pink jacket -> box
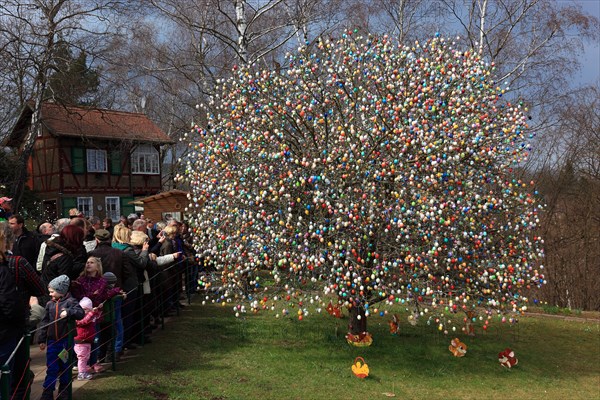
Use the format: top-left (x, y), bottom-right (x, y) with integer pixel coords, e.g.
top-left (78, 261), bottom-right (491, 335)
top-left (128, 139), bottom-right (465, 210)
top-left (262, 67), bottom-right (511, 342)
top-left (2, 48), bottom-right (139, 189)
top-left (74, 297), bottom-right (100, 380)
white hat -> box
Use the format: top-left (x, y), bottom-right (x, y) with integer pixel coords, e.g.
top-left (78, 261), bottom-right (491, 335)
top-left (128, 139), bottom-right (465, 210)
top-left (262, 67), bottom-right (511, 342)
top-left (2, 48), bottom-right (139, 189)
top-left (79, 297), bottom-right (93, 310)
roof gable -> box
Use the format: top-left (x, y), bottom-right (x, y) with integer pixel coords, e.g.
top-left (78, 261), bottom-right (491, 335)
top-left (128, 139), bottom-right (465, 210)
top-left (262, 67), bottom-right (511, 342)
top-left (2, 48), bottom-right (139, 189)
top-left (135, 189), bottom-right (190, 204)
top-left (5, 102), bottom-right (174, 146)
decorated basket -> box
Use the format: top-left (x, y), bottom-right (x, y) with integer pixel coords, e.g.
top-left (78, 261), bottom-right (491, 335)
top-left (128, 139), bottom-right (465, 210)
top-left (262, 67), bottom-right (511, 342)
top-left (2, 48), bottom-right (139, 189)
top-left (346, 332), bottom-right (373, 347)
top-left (351, 357), bottom-right (369, 378)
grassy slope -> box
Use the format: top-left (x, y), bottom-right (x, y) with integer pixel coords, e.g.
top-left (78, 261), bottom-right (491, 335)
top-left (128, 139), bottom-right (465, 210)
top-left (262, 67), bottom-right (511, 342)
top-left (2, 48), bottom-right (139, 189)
top-left (75, 303), bottom-right (600, 400)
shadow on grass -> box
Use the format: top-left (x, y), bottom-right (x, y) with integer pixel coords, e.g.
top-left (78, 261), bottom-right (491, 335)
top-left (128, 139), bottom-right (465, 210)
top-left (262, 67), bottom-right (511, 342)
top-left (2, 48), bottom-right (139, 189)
top-left (74, 302), bottom-right (600, 400)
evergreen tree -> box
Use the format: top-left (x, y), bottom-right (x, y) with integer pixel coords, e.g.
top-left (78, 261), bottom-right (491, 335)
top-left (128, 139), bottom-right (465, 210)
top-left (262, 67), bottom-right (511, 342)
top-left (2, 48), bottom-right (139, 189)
top-left (45, 42), bottom-right (99, 105)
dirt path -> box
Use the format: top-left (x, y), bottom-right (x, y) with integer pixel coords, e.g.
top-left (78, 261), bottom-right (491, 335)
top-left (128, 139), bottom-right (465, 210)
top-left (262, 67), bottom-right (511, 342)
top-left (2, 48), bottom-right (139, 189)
top-left (524, 312), bottom-right (600, 323)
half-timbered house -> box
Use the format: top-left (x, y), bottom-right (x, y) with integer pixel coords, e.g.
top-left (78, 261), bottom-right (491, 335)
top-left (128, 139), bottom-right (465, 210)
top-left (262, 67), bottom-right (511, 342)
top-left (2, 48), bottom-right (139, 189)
top-left (5, 102), bottom-right (174, 221)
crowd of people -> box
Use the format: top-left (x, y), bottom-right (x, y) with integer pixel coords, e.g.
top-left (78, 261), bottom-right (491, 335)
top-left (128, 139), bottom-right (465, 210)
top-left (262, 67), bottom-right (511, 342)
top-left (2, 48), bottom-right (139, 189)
top-left (0, 197), bottom-right (199, 400)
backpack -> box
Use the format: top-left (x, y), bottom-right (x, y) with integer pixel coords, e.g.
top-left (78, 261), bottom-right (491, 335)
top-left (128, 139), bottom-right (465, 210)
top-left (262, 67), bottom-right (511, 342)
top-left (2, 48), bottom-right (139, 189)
top-left (0, 258), bottom-right (26, 327)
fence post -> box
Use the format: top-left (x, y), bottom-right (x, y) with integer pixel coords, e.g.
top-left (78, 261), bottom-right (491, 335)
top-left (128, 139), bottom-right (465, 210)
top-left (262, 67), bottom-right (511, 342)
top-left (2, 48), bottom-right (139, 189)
top-left (1, 363), bottom-right (10, 400)
top-left (185, 259), bottom-right (191, 305)
top-left (23, 333), bottom-right (31, 400)
top-left (159, 279), bottom-right (165, 329)
top-left (66, 319), bottom-right (75, 400)
top-left (109, 296), bottom-right (117, 371)
top-left (138, 283), bottom-right (145, 346)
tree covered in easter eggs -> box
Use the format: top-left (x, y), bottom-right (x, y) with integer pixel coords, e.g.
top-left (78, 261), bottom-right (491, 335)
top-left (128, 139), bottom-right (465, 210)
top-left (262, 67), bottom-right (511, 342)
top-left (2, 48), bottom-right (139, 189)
top-left (179, 32), bottom-right (545, 338)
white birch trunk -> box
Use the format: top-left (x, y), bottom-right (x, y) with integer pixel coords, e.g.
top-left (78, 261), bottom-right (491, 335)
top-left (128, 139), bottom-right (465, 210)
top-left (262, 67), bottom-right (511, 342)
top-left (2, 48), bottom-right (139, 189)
top-left (235, 0), bottom-right (248, 65)
top-left (478, 0), bottom-right (488, 54)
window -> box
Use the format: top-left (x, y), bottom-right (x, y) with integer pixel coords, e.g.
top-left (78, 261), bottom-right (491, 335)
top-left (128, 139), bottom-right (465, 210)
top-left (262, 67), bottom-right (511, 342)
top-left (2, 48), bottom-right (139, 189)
top-left (162, 212), bottom-right (182, 222)
top-left (87, 149), bottom-right (107, 173)
top-left (105, 197), bottom-right (120, 221)
top-left (131, 144), bottom-right (159, 174)
top-left (77, 197), bottom-right (93, 217)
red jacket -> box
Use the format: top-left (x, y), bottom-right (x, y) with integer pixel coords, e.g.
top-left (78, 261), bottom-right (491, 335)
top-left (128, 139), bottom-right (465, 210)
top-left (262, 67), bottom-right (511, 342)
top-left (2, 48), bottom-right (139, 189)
top-left (74, 309), bottom-right (100, 343)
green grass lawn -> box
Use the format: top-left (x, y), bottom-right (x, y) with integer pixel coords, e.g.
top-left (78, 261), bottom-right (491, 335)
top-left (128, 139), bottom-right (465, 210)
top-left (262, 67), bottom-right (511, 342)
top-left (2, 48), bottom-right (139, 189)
top-left (75, 303), bottom-right (600, 400)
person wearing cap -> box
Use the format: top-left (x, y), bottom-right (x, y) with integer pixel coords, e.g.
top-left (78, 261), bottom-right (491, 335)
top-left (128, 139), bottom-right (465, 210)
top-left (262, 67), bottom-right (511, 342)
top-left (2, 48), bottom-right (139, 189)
top-left (0, 196), bottom-right (12, 221)
top-left (90, 229), bottom-right (134, 290)
top-left (96, 271), bottom-right (126, 363)
top-left (38, 275), bottom-right (85, 400)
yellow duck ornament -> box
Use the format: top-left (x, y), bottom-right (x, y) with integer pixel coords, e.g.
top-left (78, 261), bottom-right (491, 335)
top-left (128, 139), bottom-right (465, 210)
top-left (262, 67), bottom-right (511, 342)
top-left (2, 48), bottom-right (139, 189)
top-left (351, 357), bottom-right (369, 378)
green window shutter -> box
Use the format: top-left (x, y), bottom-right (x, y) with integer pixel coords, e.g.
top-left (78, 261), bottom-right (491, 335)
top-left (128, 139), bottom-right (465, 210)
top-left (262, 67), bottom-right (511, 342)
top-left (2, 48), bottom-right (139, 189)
top-left (72, 147), bottom-right (85, 174)
top-left (62, 197), bottom-right (77, 218)
top-left (120, 196), bottom-right (135, 217)
top-left (110, 150), bottom-right (122, 175)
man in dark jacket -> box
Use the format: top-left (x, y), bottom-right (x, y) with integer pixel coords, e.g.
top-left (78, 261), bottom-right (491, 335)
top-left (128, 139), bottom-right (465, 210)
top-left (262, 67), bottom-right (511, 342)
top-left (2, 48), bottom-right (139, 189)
top-left (90, 229), bottom-right (136, 291)
top-left (9, 214), bottom-right (40, 268)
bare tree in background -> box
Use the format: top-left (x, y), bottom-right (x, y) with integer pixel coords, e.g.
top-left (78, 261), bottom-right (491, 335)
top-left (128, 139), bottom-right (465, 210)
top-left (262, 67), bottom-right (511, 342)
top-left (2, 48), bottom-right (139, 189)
top-left (283, 0), bottom-right (345, 46)
top-left (436, 1), bottom-right (598, 129)
top-left (534, 84), bottom-right (600, 310)
top-left (0, 0), bottom-right (128, 210)
top-left (378, 0), bottom-right (440, 43)
top-left (101, 0), bottom-right (349, 189)
top-left (147, 0), bottom-right (298, 66)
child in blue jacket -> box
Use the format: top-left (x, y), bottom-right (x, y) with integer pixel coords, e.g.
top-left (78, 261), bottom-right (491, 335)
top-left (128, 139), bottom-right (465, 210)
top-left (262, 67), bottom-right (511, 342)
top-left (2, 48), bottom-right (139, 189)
top-left (38, 275), bottom-right (84, 400)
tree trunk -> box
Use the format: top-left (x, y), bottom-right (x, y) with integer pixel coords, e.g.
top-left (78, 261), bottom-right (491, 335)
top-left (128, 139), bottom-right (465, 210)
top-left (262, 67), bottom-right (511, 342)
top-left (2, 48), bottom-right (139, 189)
top-left (234, 0), bottom-right (248, 65)
top-left (348, 303), bottom-right (367, 335)
top-left (9, 1), bottom-right (62, 211)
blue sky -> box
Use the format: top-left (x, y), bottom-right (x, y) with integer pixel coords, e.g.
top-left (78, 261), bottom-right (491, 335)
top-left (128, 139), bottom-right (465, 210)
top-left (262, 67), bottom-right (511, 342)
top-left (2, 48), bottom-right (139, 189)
top-left (577, 0), bottom-right (600, 84)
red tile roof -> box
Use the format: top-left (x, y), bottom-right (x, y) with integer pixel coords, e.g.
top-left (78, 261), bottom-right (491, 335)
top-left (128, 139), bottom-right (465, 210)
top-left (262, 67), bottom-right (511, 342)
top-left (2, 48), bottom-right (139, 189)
top-left (6, 102), bottom-right (174, 146)
top-left (43, 102), bottom-right (173, 143)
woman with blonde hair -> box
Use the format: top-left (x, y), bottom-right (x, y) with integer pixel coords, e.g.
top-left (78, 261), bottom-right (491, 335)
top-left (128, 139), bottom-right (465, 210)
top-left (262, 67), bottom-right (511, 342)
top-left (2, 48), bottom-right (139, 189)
top-left (112, 223), bottom-right (132, 245)
top-left (71, 256), bottom-right (120, 306)
top-left (159, 224), bottom-right (184, 314)
top-left (112, 223), bottom-right (149, 348)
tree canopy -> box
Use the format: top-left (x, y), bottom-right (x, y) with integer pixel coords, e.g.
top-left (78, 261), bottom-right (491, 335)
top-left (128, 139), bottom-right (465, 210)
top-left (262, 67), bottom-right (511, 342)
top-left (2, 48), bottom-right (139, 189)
top-left (180, 32), bottom-right (546, 333)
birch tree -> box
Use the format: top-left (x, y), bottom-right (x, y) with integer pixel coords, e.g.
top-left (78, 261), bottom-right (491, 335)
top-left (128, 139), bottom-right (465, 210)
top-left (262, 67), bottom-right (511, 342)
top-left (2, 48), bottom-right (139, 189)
top-left (147, 0), bottom-right (299, 66)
